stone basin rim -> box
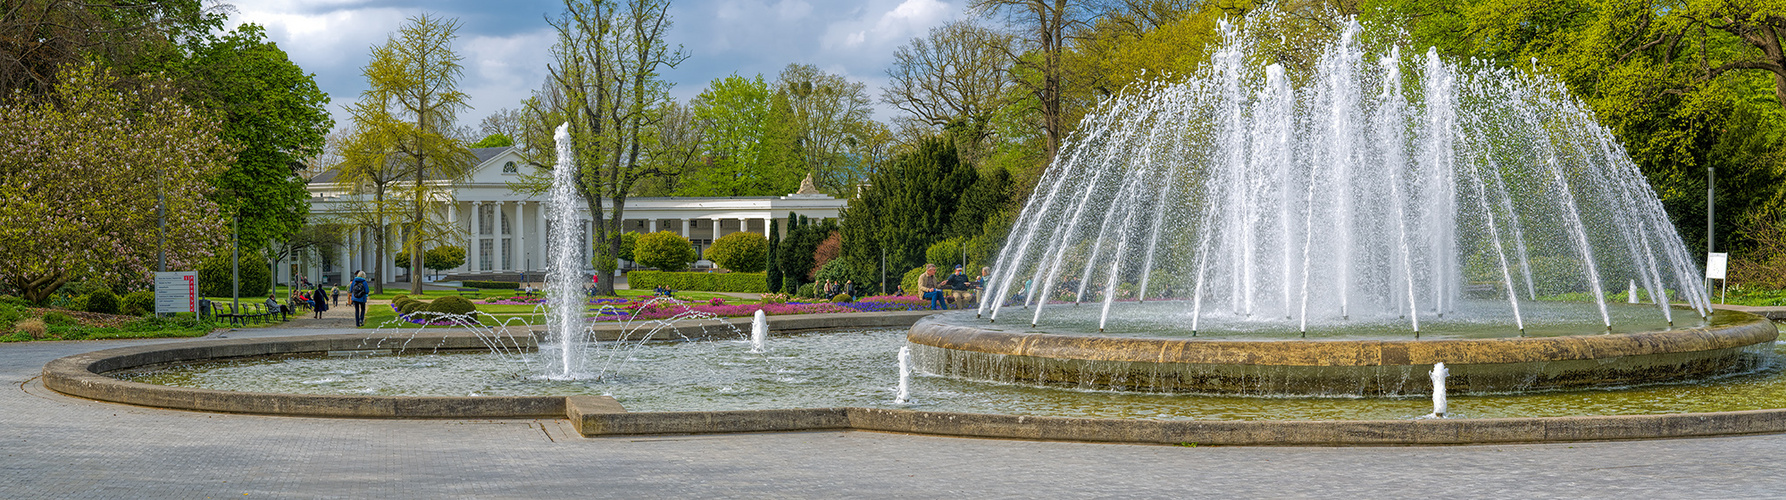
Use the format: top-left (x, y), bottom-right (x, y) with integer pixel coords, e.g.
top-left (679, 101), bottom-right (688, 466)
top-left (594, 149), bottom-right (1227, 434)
top-left (906, 309), bottom-right (1779, 367)
top-left (33, 310), bottom-right (1786, 446)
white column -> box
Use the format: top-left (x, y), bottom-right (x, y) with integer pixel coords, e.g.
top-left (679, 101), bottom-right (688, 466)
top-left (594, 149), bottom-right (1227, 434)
top-left (680, 218), bottom-right (689, 238)
top-left (339, 231), bottom-right (350, 284)
top-left (712, 218), bottom-right (722, 241)
top-left (537, 205), bottom-right (547, 275)
top-left (516, 201), bottom-right (528, 274)
top-left (470, 201), bottom-right (483, 274)
top-left (498, 200), bottom-right (511, 272)
top-left (648, 219), bottom-right (657, 233)
top-left (446, 202), bottom-right (460, 273)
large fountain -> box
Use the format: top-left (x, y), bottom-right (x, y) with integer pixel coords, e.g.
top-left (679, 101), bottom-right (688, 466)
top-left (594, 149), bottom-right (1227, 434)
top-left (908, 21), bottom-right (1776, 395)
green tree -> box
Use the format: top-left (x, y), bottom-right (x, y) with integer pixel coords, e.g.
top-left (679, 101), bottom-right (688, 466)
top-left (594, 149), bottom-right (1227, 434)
top-left (359, 13), bottom-right (478, 295)
top-left (707, 231), bottom-right (768, 272)
top-left (0, 63), bottom-right (232, 304)
top-left (634, 231), bottom-right (696, 271)
top-left (470, 134), bottom-right (514, 148)
top-left (678, 74), bottom-right (803, 196)
top-left (839, 137), bottom-right (980, 291)
top-left (177, 24), bottom-right (333, 258)
top-left (198, 254), bottom-right (271, 299)
top-left (766, 220), bottom-right (782, 292)
top-left (1367, 0), bottom-right (1786, 254)
top-left (423, 245), bottom-right (466, 279)
top-left (0, 0), bottom-right (223, 95)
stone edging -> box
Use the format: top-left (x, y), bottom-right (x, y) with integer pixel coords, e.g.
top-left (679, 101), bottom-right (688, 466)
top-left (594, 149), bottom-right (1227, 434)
top-left (40, 310), bottom-right (1786, 446)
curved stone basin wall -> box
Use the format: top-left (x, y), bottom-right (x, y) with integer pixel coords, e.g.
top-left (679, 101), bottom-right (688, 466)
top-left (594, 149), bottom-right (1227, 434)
top-left (907, 310), bottom-right (1780, 395)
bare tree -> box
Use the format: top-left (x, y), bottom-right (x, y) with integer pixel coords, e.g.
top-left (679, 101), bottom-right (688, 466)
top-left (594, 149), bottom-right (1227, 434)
top-left (883, 20), bottom-right (1014, 164)
top-left (540, 0), bottom-right (690, 295)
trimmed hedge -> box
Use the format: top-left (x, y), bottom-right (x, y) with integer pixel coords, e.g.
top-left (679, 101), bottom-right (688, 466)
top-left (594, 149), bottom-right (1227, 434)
top-left (627, 271), bottom-right (767, 293)
top-left (461, 280), bottom-right (519, 289)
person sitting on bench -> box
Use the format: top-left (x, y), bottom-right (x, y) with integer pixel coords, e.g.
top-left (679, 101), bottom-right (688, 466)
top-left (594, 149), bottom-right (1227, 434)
top-left (653, 285), bottom-right (676, 298)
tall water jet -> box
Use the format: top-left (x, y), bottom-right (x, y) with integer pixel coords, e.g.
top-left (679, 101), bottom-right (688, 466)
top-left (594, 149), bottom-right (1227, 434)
top-left (750, 309), bottom-right (768, 353)
top-left (1429, 362), bottom-right (1449, 418)
top-left (544, 123), bottom-right (587, 379)
top-left (895, 345), bottom-right (913, 404)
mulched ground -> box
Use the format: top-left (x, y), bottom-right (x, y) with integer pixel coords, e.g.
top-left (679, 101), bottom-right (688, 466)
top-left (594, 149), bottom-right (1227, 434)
top-left (27, 308), bottom-right (139, 328)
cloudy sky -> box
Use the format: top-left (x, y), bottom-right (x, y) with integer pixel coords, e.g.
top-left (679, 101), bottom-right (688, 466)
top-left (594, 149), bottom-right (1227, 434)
top-left (227, 0), bottom-right (968, 133)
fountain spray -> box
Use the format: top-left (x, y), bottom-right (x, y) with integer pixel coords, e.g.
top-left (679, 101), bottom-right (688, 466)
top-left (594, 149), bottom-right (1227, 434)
top-left (750, 309), bottom-right (768, 353)
top-left (1429, 362), bottom-right (1448, 418)
top-left (895, 345), bottom-right (913, 404)
top-left (545, 123), bottom-right (585, 379)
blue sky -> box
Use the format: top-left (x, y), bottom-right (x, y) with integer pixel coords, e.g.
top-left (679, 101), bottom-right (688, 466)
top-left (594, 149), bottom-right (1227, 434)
top-left (229, 0), bottom-right (966, 132)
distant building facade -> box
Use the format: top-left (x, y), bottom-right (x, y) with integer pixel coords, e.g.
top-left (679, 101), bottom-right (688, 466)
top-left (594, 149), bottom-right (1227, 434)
top-left (302, 146), bottom-right (845, 285)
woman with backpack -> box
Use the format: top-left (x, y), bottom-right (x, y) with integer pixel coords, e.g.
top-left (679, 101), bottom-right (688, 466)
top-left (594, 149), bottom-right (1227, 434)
top-left (350, 271), bottom-right (370, 327)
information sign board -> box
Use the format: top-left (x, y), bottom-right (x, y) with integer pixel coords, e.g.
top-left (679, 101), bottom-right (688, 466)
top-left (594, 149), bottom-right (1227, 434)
top-left (155, 271), bottom-right (197, 314)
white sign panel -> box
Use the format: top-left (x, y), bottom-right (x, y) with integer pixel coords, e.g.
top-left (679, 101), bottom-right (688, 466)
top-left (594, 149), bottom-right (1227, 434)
top-left (155, 271), bottom-right (197, 314)
top-left (1706, 253), bottom-right (1729, 280)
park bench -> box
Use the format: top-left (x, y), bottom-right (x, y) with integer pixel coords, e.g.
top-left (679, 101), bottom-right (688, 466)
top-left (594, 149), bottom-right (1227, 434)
top-left (454, 288), bottom-right (482, 298)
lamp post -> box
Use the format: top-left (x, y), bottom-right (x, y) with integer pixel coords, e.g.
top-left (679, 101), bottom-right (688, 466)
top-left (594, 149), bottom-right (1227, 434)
top-left (1707, 166), bottom-right (1715, 294)
top-left (232, 213), bottom-right (240, 315)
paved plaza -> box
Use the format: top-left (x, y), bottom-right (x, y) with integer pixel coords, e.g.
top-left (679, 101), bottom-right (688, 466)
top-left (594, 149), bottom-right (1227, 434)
top-left (5, 318), bottom-right (1786, 498)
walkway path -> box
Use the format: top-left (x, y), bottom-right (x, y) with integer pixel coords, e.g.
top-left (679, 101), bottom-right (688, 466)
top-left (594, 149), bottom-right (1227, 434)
top-left (6, 324), bottom-right (1786, 497)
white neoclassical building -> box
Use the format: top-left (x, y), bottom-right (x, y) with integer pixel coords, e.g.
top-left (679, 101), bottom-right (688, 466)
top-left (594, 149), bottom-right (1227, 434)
top-left (302, 146), bottom-right (848, 286)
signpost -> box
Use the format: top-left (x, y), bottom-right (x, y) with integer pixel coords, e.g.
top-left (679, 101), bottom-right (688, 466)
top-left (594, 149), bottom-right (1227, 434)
top-left (155, 271), bottom-right (197, 314)
top-left (1706, 252), bottom-right (1728, 304)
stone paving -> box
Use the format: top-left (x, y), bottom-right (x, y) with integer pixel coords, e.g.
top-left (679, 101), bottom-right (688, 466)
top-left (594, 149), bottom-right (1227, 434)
top-left (6, 326), bottom-right (1786, 498)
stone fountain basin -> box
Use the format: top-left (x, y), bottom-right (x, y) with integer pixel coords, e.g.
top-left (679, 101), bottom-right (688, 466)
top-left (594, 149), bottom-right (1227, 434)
top-left (33, 309), bottom-right (1786, 445)
top-left (908, 309), bottom-right (1779, 394)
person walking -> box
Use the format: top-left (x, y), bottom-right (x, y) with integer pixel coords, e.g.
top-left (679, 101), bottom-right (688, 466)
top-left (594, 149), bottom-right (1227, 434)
top-left (312, 284), bottom-right (329, 319)
top-left (350, 271), bottom-right (370, 327)
top-left (331, 286), bottom-right (340, 307)
top-left (919, 264), bottom-right (945, 310)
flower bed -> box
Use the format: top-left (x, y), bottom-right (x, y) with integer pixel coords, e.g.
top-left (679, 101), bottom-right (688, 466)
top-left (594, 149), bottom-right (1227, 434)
top-left (584, 296), bottom-right (927, 322)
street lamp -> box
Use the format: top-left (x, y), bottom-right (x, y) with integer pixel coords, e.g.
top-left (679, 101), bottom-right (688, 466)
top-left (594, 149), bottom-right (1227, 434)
top-left (232, 212), bottom-right (241, 316)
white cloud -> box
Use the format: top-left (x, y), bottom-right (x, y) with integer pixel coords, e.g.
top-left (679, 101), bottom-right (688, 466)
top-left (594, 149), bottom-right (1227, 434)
top-left (459, 28), bottom-right (556, 126)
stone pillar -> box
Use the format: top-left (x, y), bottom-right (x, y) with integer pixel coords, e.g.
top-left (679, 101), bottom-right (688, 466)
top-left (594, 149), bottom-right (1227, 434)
top-left (470, 201), bottom-right (483, 273)
top-left (648, 219), bottom-right (657, 233)
top-left (516, 201), bottom-right (528, 275)
top-left (446, 202), bottom-right (461, 273)
top-left (339, 230), bottom-right (350, 285)
top-left (680, 218), bottom-right (690, 238)
top-left (497, 200), bottom-right (510, 272)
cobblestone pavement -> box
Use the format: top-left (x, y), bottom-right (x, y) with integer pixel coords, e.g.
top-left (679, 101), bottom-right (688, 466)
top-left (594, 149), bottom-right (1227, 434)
top-left (5, 331), bottom-right (1786, 498)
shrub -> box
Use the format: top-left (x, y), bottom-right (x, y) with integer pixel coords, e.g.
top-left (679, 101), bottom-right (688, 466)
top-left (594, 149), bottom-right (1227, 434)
top-left (461, 280), bottom-right (519, 289)
top-left (42, 311), bottom-right (75, 326)
top-left (831, 293), bottom-right (852, 303)
top-left (813, 259), bottom-right (854, 285)
top-left (424, 246), bottom-right (466, 276)
top-left (797, 283), bottom-right (816, 298)
top-left (707, 231), bottom-right (768, 272)
top-left (423, 295), bottom-right (477, 316)
top-left (634, 231), bottom-right (697, 271)
top-left (16, 317), bottom-right (47, 339)
top-left (901, 266), bottom-right (929, 296)
top-left (926, 237), bottom-right (966, 268)
top-left (198, 255), bottom-right (271, 298)
top-left (66, 296), bottom-right (88, 312)
top-left (626, 271), bottom-right (768, 293)
top-left (398, 299), bottom-right (429, 316)
top-left (809, 232), bottom-right (842, 279)
top-left (122, 291), bottom-right (154, 316)
top-left (85, 289), bottom-right (120, 315)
